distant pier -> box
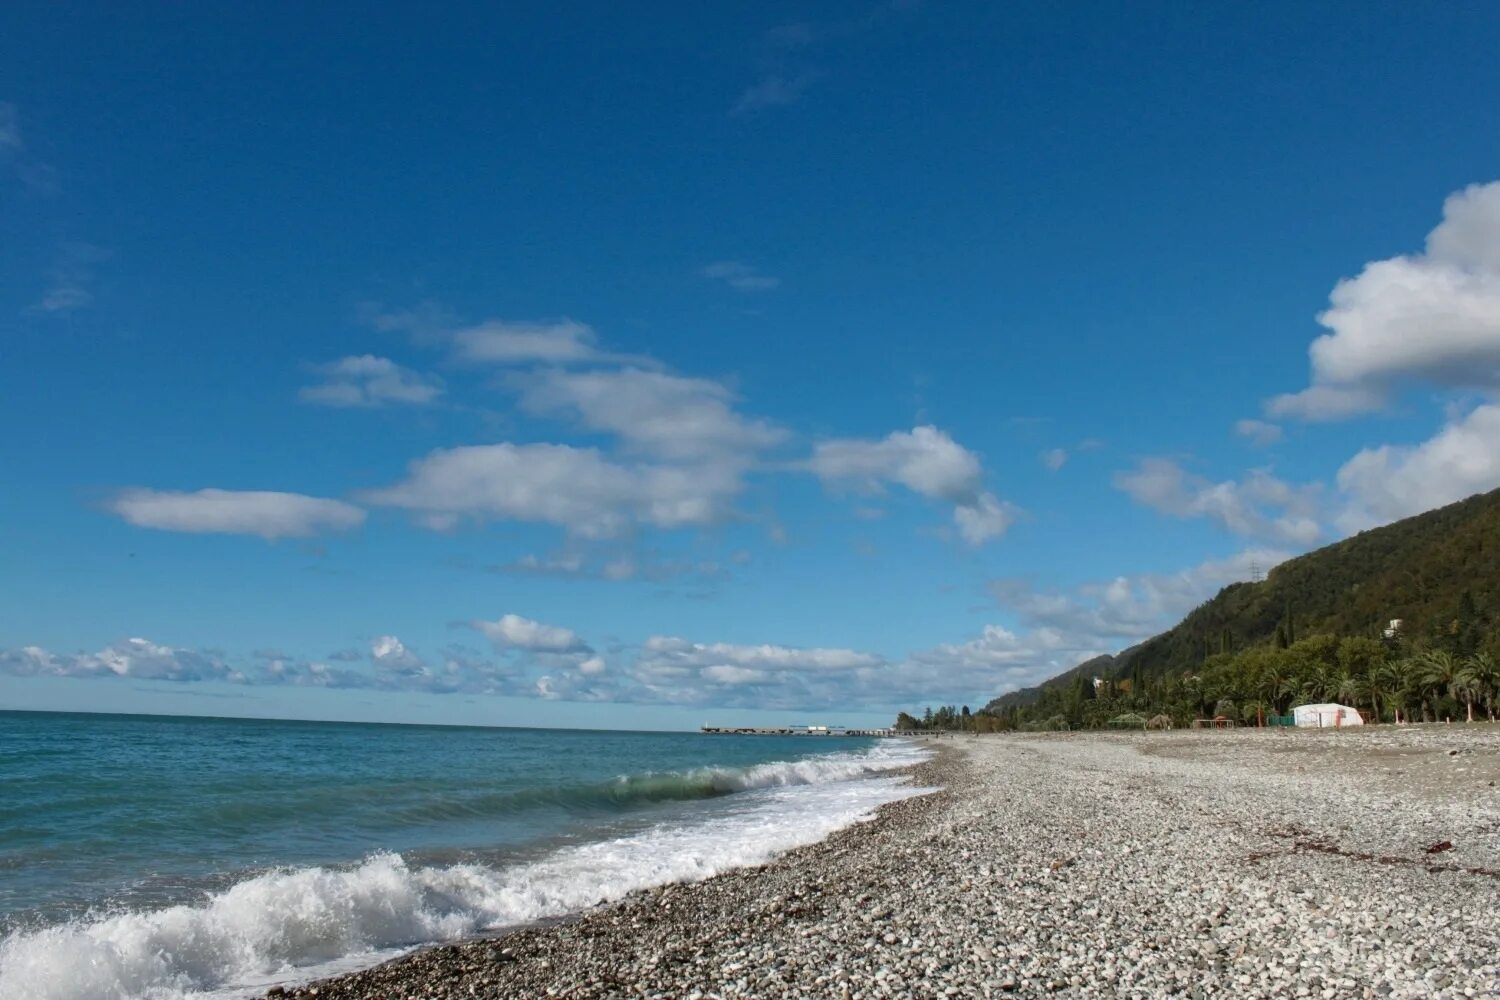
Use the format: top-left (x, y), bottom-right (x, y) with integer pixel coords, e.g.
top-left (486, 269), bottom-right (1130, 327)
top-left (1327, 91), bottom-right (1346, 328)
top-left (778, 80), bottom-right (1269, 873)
top-left (700, 724), bottom-right (901, 737)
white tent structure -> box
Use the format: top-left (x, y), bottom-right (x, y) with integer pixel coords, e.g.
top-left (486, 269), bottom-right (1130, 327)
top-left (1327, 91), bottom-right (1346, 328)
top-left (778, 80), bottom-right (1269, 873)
top-left (1293, 703), bottom-right (1364, 728)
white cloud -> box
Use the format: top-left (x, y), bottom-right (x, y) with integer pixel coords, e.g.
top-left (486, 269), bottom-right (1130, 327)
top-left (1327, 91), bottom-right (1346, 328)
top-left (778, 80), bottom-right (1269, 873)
top-left (367, 307), bottom-right (637, 367)
top-left (0, 101), bottom-right (59, 195)
top-left (0, 102), bottom-right (20, 152)
top-left (498, 553), bottom-right (588, 577)
top-left (1114, 458), bottom-right (1321, 545)
top-left (952, 492), bottom-right (1016, 545)
top-left (450, 318), bottom-right (604, 365)
top-left (299, 355), bottom-right (443, 408)
top-left (902, 625), bottom-right (1085, 697)
top-left (731, 74), bottom-right (813, 115)
top-left (0, 638), bottom-right (235, 683)
top-left (1270, 180), bottom-right (1500, 420)
top-left (1234, 419), bottom-right (1283, 447)
top-left (1041, 448), bottom-right (1068, 471)
top-left (1335, 403), bottom-right (1500, 533)
top-left (0, 544), bottom-right (1290, 708)
top-left (810, 425), bottom-right (980, 498)
top-left (30, 242), bottom-right (109, 315)
top-left (899, 547), bottom-right (1296, 703)
top-left (363, 442), bottom-right (743, 537)
top-left (473, 614), bottom-right (586, 653)
top-left (630, 635), bottom-right (882, 707)
top-left (515, 367), bottom-right (785, 461)
top-left (808, 425), bottom-right (1015, 544)
top-left (701, 261), bottom-right (781, 292)
top-left (109, 488), bottom-right (366, 539)
top-left (370, 635), bottom-right (426, 677)
top-left (990, 547), bottom-right (1292, 654)
top-left (367, 364), bottom-right (781, 539)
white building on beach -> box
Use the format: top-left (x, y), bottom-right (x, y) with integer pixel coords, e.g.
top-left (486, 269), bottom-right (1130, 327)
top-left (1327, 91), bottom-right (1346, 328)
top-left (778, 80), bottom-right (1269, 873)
top-left (1293, 703), bottom-right (1364, 728)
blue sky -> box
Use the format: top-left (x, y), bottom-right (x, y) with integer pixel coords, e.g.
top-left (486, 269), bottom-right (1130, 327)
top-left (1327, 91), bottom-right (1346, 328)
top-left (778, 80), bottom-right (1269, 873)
top-left (4, 2), bottom-right (1500, 729)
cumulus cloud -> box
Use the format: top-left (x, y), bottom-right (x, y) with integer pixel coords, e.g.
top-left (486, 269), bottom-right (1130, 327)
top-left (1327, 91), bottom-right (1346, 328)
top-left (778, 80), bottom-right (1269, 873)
top-left (1335, 403), bottom-right (1500, 533)
top-left (1234, 419), bottom-right (1283, 447)
top-left (1041, 448), bottom-right (1068, 471)
top-left (299, 355), bottom-right (443, 408)
top-left (367, 307), bottom-right (640, 368)
top-left (701, 261), bottom-right (781, 292)
top-left (370, 635), bottom-right (425, 676)
top-left (1270, 181), bottom-right (1500, 420)
top-left (109, 488), bottom-right (366, 539)
top-left (0, 544), bottom-right (1286, 708)
top-left (899, 625), bottom-right (1087, 700)
top-left (1114, 458), bottom-right (1322, 545)
top-left (363, 442), bottom-right (744, 537)
top-left (990, 548), bottom-right (1292, 654)
top-left (365, 356), bottom-right (770, 532)
top-left (952, 493), bottom-right (1015, 545)
top-left (473, 614), bottom-right (586, 653)
top-left (515, 367), bottom-right (785, 461)
top-left (449, 319), bottom-right (606, 365)
top-left (0, 638), bottom-right (237, 683)
top-left (808, 425), bottom-right (1016, 544)
top-left (889, 548), bottom-right (1297, 703)
top-left (630, 635), bottom-right (883, 707)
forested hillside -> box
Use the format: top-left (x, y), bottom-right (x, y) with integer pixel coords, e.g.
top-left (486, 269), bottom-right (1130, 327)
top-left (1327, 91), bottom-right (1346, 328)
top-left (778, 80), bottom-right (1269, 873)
top-left (950, 487), bottom-right (1500, 729)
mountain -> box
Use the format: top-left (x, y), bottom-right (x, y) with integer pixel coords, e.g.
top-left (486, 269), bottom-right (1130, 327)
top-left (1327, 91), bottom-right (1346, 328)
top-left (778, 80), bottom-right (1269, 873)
top-left (985, 487), bottom-right (1500, 712)
top-left (987, 652), bottom-right (1124, 710)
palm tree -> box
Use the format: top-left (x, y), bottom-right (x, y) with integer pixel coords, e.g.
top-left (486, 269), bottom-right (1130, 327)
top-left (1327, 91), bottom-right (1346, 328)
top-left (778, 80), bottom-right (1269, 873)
top-left (1419, 650), bottom-right (1461, 722)
top-left (1335, 672), bottom-right (1364, 718)
top-left (1376, 658), bottom-right (1417, 724)
top-left (1299, 662), bottom-right (1338, 705)
top-left (1453, 666), bottom-right (1481, 724)
top-left (1258, 664), bottom-right (1296, 717)
top-left (1364, 666), bottom-right (1389, 724)
top-left (1240, 698), bottom-right (1268, 727)
top-left (1467, 652), bottom-right (1498, 722)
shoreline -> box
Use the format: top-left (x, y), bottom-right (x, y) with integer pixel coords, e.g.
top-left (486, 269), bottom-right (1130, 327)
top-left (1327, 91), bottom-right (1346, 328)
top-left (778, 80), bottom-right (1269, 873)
top-left (274, 729), bottom-right (1499, 999)
top-left (269, 744), bottom-right (953, 999)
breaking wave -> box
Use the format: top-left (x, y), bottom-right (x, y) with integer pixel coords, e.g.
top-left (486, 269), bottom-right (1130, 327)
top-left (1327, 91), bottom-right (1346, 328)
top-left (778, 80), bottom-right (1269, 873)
top-left (0, 742), bottom-right (929, 1000)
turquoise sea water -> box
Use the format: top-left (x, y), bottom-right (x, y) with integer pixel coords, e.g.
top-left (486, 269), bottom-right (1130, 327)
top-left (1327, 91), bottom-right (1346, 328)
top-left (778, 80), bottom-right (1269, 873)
top-left (0, 711), bottom-right (926, 999)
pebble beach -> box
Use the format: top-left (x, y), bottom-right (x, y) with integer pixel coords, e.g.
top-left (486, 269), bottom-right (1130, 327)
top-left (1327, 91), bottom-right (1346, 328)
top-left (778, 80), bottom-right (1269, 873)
top-left (274, 726), bottom-right (1500, 999)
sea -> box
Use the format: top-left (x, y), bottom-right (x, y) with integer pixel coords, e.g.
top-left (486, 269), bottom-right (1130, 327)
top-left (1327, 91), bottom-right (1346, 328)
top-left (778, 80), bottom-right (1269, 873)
top-left (0, 710), bottom-right (928, 1000)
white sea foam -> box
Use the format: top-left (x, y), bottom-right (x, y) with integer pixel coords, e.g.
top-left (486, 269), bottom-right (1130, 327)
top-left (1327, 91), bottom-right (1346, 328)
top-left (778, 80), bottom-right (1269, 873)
top-left (0, 742), bottom-right (930, 1000)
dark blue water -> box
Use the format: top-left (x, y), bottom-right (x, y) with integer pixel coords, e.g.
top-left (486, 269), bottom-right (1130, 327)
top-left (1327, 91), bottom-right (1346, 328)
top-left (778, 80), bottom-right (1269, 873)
top-left (0, 711), bottom-right (926, 999)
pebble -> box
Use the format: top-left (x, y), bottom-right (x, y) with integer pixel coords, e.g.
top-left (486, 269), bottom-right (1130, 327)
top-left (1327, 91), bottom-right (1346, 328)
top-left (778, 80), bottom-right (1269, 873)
top-left (271, 727), bottom-right (1500, 999)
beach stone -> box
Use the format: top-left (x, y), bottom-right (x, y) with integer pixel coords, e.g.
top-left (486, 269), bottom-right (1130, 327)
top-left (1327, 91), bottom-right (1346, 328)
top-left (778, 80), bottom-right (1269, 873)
top-left (272, 727), bottom-right (1499, 1000)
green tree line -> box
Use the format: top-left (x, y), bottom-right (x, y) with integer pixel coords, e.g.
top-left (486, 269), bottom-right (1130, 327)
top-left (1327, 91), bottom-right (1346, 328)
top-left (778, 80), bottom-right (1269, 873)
top-left (901, 633), bottom-right (1499, 733)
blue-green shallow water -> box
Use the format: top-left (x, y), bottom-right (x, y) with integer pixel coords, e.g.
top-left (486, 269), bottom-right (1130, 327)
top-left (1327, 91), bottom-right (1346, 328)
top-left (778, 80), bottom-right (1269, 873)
top-left (0, 710), bottom-right (928, 999)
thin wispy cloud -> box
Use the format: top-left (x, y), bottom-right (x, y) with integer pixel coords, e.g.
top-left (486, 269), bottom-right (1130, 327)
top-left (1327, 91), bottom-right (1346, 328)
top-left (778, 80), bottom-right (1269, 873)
top-left (0, 101), bottom-right (59, 195)
top-left (1234, 419), bottom-right (1283, 447)
top-left (0, 102), bottom-right (21, 153)
top-left (700, 260), bottom-right (781, 292)
top-left (731, 74), bottom-right (815, 115)
top-left (299, 355), bottom-right (444, 408)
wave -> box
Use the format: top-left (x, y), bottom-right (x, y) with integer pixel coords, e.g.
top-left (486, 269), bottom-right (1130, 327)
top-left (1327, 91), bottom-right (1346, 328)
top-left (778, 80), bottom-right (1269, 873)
top-left (385, 743), bottom-right (923, 824)
top-left (0, 744), bottom-right (930, 1000)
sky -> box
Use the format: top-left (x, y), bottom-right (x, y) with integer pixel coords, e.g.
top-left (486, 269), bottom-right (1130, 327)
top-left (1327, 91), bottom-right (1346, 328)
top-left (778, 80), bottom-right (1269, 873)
top-left (3, 2), bottom-right (1500, 730)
